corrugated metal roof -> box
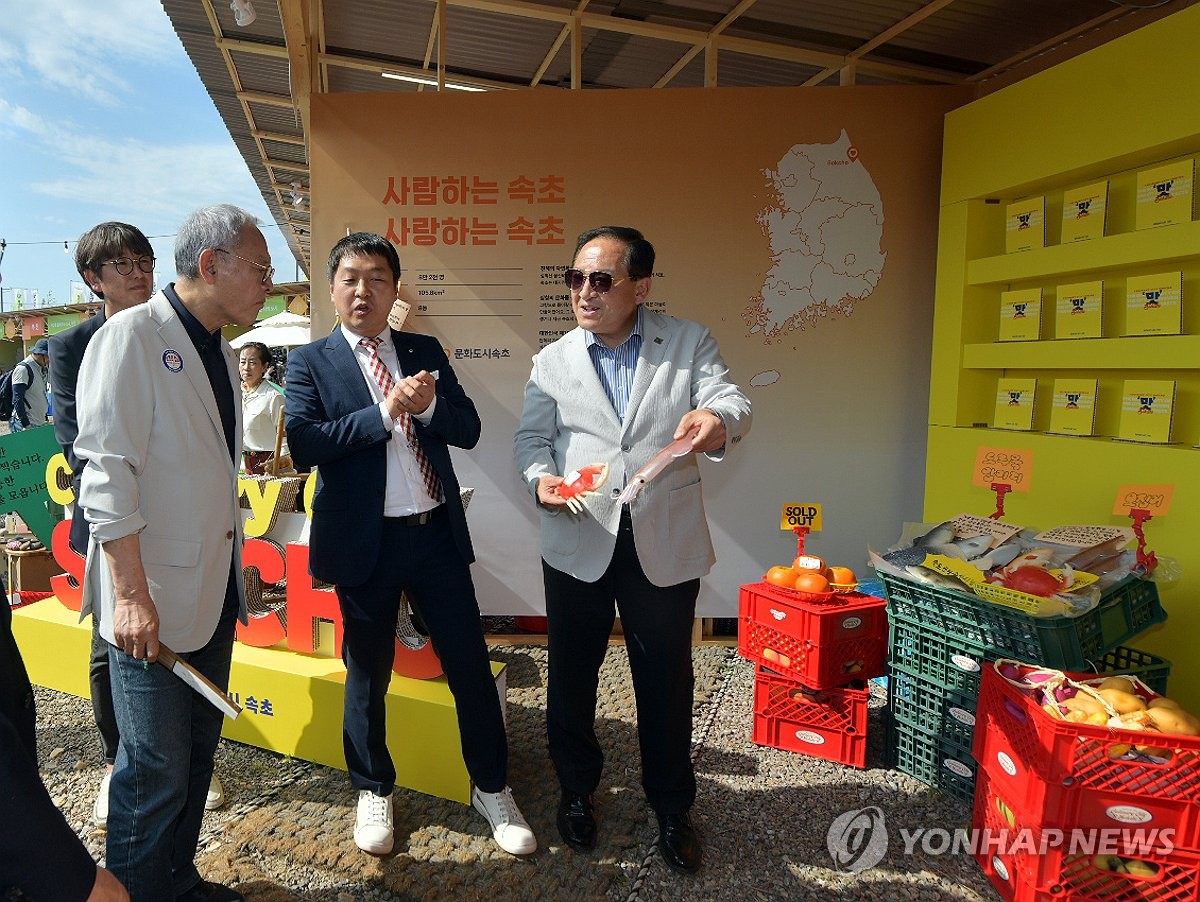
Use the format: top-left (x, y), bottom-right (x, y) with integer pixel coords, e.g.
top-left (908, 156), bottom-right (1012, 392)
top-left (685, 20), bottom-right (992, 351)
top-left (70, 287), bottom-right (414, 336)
top-left (160, 0), bottom-right (1197, 274)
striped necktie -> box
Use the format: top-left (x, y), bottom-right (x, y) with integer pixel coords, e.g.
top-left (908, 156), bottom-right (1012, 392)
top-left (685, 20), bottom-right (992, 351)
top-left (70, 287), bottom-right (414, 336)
top-left (359, 336), bottom-right (443, 502)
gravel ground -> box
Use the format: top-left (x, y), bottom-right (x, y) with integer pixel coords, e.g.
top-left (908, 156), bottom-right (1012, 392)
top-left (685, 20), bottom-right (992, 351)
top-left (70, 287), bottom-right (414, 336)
top-left (30, 645), bottom-right (1001, 901)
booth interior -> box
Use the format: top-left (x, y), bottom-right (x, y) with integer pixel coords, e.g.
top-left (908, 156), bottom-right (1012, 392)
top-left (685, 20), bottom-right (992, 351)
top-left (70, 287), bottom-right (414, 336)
top-left (7, 8), bottom-right (1200, 890)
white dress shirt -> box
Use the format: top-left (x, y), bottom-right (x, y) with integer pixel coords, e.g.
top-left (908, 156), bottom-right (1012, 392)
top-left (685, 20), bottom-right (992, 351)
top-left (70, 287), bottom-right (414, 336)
top-left (339, 325), bottom-right (439, 516)
top-left (241, 380), bottom-right (286, 453)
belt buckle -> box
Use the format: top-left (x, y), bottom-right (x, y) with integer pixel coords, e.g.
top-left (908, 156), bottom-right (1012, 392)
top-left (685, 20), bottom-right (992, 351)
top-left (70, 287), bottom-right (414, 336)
top-left (417, 511), bottom-right (431, 525)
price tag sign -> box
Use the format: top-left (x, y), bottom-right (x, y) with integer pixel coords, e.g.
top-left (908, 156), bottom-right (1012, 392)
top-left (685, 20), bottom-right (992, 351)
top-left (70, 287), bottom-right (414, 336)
top-left (972, 446), bottom-right (1033, 492)
top-left (1113, 484), bottom-right (1174, 517)
top-left (780, 503), bottom-right (822, 531)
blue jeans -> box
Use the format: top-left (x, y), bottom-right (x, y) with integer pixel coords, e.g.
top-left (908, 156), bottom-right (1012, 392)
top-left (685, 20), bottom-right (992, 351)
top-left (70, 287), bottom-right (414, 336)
top-left (106, 602), bottom-right (236, 900)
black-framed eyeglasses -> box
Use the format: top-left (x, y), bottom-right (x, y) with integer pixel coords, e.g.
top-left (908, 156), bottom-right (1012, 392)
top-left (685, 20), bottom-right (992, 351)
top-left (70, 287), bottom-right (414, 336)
top-left (215, 248), bottom-right (275, 285)
top-left (100, 255), bottom-right (156, 276)
top-left (564, 268), bottom-right (631, 294)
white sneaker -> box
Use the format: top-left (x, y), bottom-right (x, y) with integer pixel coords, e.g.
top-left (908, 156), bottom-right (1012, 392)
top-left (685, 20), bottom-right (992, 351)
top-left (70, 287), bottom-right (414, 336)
top-left (472, 786), bottom-right (537, 855)
top-left (205, 774), bottom-right (225, 810)
top-left (93, 771), bottom-right (112, 827)
top-left (354, 790), bottom-right (394, 855)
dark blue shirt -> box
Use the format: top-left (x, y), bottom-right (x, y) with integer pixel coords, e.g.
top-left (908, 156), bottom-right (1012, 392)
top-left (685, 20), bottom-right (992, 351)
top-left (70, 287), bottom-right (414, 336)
top-left (164, 283), bottom-right (236, 463)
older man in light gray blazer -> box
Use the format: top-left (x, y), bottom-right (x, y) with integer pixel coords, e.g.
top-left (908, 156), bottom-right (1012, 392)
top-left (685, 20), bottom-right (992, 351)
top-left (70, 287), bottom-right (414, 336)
top-left (515, 226), bottom-right (751, 875)
top-left (74, 204), bottom-right (271, 902)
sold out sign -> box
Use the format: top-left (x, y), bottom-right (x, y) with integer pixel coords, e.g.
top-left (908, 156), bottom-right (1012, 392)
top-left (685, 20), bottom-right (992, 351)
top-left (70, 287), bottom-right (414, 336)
top-left (780, 503), bottom-right (822, 531)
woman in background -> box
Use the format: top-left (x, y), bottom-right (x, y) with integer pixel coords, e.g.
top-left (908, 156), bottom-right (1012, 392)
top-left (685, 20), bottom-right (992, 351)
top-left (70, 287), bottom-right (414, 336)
top-left (239, 341), bottom-right (286, 474)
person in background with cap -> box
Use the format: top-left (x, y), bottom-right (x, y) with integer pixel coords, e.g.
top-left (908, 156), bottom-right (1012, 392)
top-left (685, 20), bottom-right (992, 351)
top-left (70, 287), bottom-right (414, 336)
top-left (10, 337), bottom-right (50, 431)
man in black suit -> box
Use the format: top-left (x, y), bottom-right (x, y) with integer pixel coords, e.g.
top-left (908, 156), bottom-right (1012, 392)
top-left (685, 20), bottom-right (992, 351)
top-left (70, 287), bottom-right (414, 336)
top-left (284, 232), bottom-right (534, 857)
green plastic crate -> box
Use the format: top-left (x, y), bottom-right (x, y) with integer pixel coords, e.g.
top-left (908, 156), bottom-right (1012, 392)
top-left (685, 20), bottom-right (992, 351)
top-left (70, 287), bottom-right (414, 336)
top-left (885, 711), bottom-right (976, 804)
top-left (1074, 644), bottom-right (1171, 694)
top-left (878, 571), bottom-right (1165, 671)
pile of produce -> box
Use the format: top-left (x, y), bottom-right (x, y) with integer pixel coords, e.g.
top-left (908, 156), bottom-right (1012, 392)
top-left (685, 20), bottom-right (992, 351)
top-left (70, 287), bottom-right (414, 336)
top-left (763, 555), bottom-right (859, 598)
top-left (999, 662), bottom-right (1199, 762)
top-left (870, 516), bottom-right (1152, 617)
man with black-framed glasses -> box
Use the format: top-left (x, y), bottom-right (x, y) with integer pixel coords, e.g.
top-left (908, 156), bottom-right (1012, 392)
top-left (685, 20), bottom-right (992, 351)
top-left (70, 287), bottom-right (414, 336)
top-left (515, 226), bottom-right (751, 876)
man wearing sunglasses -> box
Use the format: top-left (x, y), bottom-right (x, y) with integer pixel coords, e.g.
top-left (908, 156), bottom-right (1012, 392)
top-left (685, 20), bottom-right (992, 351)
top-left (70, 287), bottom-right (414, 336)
top-left (515, 226), bottom-right (751, 875)
top-left (52, 222), bottom-right (228, 832)
top-left (73, 204), bottom-right (270, 902)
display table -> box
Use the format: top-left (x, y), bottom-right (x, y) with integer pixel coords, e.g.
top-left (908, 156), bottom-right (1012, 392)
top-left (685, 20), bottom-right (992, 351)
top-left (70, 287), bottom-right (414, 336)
top-left (5, 546), bottom-right (57, 605)
top-left (11, 597), bottom-right (504, 804)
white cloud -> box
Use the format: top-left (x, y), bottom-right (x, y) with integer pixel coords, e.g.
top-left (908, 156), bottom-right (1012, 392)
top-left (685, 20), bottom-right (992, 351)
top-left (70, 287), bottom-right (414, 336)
top-left (1, 97), bottom-right (280, 245)
top-left (0, 0), bottom-right (179, 106)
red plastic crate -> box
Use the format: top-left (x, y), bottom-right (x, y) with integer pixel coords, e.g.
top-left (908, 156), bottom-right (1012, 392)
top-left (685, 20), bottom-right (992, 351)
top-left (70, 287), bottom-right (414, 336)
top-left (973, 767), bottom-right (1200, 901)
top-left (751, 666), bottom-right (868, 767)
top-left (974, 663), bottom-right (1200, 850)
top-left (738, 582), bottom-right (887, 689)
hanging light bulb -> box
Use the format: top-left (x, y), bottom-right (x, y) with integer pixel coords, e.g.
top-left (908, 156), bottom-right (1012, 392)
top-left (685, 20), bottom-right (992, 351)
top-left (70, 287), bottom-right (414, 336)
top-left (63, 241), bottom-right (70, 254)
top-left (230, 0), bottom-right (256, 27)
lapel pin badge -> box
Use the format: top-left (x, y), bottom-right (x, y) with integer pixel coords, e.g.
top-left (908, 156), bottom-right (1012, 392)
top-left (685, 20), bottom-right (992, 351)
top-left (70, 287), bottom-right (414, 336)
top-left (162, 349), bottom-right (184, 373)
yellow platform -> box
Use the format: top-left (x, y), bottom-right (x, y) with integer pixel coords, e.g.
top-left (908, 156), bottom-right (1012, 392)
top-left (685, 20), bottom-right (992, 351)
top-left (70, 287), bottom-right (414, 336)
top-left (11, 597), bottom-right (504, 804)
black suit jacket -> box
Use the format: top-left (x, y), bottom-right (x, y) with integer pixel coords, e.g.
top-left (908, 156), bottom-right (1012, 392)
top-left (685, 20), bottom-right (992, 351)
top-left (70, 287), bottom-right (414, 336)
top-left (47, 312), bottom-right (106, 554)
top-left (284, 328), bottom-right (481, 586)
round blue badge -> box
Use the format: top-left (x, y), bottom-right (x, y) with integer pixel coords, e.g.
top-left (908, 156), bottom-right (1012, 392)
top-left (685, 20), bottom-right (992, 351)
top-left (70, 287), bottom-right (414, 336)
top-left (162, 349), bottom-right (184, 373)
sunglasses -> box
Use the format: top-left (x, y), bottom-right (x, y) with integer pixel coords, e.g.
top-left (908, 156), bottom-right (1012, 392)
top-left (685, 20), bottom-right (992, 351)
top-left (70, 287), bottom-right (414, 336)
top-left (101, 255), bottom-right (156, 276)
top-left (563, 268), bottom-right (631, 293)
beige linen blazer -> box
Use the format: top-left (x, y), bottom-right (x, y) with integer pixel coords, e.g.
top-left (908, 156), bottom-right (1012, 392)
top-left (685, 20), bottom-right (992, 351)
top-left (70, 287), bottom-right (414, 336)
top-left (75, 291), bottom-right (247, 652)
top-left (515, 309), bottom-right (751, 587)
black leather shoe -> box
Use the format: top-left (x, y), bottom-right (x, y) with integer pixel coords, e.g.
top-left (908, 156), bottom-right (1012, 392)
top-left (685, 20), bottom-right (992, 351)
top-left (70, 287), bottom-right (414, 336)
top-left (177, 881), bottom-right (244, 901)
top-left (657, 812), bottom-right (702, 874)
top-left (556, 792), bottom-right (596, 851)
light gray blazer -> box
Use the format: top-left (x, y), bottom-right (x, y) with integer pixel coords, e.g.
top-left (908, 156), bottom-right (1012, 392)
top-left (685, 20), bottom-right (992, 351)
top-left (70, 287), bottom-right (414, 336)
top-left (515, 309), bottom-right (751, 587)
top-left (74, 291), bottom-right (248, 652)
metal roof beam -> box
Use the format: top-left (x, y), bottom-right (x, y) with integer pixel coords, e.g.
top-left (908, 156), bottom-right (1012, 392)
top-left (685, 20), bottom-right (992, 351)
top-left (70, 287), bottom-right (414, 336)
top-left (278, 0), bottom-right (317, 155)
top-left (320, 51), bottom-right (519, 90)
top-left (656, 0), bottom-right (759, 88)
top-left (803, 0), bottom-right (958, 87)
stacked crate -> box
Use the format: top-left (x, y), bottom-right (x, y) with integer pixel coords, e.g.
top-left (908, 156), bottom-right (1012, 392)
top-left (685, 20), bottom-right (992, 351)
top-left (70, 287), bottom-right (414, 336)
top-left (972, 662), bottom-right (1196, 901)
top-left (737, 581), bottom-right (888, 767)
top-left (878, 571), bottom-right (1167, 802)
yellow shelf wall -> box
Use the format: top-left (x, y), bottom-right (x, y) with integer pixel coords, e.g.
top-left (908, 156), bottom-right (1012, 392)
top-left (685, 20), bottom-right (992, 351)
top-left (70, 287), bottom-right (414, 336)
top-left (926, 5), bottom-right (1200, 701)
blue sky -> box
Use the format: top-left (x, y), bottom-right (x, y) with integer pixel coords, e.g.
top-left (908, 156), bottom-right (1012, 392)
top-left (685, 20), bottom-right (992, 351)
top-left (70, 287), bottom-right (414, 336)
top-left (0, 0), bottom-right (302, 306)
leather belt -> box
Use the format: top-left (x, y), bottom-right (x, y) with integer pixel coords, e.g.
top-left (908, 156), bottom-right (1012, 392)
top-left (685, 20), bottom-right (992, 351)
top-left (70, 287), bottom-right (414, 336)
top-left (386, 506), bottom-right (442, 526)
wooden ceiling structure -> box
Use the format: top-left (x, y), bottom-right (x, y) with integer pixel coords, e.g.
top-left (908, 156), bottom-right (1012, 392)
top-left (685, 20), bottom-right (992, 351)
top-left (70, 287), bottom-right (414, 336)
top-left (160, 0), bottom-right (1195, 276)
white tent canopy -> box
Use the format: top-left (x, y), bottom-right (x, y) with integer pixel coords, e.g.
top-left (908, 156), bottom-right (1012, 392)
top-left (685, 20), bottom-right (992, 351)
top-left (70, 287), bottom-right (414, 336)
top-left (230, 310), bottom-right (311, 349)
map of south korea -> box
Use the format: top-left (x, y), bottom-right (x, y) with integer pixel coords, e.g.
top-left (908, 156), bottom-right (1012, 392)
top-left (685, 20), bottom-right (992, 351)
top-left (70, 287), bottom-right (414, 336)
top-left (748, 130), bottom-right (885, 338)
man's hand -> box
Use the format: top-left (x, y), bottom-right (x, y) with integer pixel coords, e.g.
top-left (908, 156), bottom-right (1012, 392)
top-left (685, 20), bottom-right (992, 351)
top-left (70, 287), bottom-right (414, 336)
top-left (535, 474), bottom-right (569, 509)
top-left (101, 533), bottom-right (160, 663)
top-left (88, 866), bottom-right (129, 901)
top-left (386, 370), bottom-right (437, 419)
top-left (113, 587), bottom-right (160, 663)
top-left (675, 408), bottom-right (726, 454)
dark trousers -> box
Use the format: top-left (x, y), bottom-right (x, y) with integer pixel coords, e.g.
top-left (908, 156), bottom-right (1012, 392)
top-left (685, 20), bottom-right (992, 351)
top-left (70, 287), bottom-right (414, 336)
top-left (543, 509), bottom-right (699, 816)
top-left (337, 506), bottom-right (507, 796)
top-left (90, 608), bottom-right (120, 764)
